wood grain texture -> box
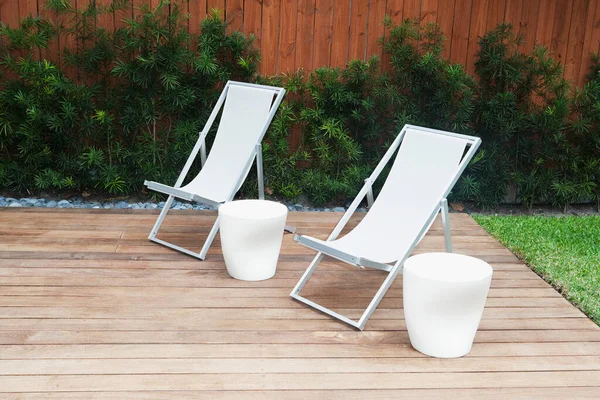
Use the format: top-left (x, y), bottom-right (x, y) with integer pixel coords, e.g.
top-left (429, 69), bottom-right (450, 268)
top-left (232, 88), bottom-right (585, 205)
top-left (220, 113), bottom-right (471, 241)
top-left (277, 0), bottom-right (298, 72)
top-left (243, 0), bottom-right (262, 48)
top-left (0, 208), bottom-right (598, 396)
top-left (330, 0), bottom-right (351, 67)
top-left (348, 0), bottom-right (368, 61)
top-left (260, 0), bottom-right (281, 74)
top-left (550, 0), bottom-right (573, 66)
top-left (420, 0), bottom-right (438, 25)
top-left (437, 0), bottom-right (457, 59)
top-left (486, 0), bottom-right (507, 31)
top-left (313, 0), bottom-right (333, 68)
top-left (564, 0), bottom-right (589, 83)
top-left (295, 0), bottom-right (316, 70)
top-left (466, 0), bottom-right (489, 75)
top-left (516, 0), bottom-right (539, 54)
top-left (188, 0), bottom-right (207, 35)
top-left (225, 0), bottom-right (243, 32)
top-left (450, 0), bottom-right (473, 66)
top-left (404, 0), bottom-right (421, 21)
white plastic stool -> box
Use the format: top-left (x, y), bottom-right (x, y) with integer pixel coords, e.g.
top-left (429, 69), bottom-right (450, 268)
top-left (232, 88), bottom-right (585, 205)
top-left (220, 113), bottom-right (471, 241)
top-left (403, 252), bottom-right (493, 358)
top-left (218, 200), bottom-right (288, 281)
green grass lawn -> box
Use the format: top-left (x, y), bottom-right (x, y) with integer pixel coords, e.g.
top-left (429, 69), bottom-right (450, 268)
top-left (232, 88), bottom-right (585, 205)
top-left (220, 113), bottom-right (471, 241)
top-left (473, 214), bottom-right (600, 325)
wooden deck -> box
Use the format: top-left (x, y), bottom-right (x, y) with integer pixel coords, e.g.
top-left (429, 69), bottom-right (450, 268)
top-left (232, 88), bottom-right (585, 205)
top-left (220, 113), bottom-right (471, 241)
top-left (0, 208), bottom-right (599, 398)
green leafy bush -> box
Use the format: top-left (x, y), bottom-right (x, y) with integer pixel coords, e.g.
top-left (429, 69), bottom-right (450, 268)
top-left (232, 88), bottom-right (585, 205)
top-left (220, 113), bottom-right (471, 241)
top-left (0, 4), bottom-right (599, 211)
top-left (0, 0), bottom-right (259, 196)
top-left (569, 56), bottom-right (600, 210)
top-left (473, 24), bottom-right (571, 209)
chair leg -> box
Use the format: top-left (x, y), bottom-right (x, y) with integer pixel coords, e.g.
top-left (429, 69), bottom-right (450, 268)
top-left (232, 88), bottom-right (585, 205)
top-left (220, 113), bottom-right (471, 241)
top-left (149, 195), bottom-right (175, 240)
top-left (256, 144), bottom-right (265, 200)
top-left (290, 252), bottom-right (401, 331)
top-left (199, 216), bottom-right (220, 260)
top-left (290, 252), bottom-right (324, 295)
top-left (291, 255), bottom-right (363, 328)
top-left (148, 197), bottom-right (219, 260)
top-left (356, 261), bottom-right (404, 330)
top-left (440, 198), bottom-right (452, 253)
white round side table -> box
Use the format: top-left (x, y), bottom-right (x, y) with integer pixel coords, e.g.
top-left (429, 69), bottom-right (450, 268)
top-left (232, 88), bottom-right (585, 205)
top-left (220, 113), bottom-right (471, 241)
top-left (403, 252), bottom-right (493, 358)
top-left (218, 200), bottom-right (288, 281)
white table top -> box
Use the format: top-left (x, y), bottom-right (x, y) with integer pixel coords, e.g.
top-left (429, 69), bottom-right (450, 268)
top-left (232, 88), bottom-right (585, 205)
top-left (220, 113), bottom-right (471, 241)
top-left (403, 252), bottom-right (493, 283)
top-left (218, 199), bottom-right (288, 220)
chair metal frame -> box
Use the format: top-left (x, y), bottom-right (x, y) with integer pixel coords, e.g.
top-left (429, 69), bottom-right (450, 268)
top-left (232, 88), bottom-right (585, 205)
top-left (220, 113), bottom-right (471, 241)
top-left (145, 81), bottom-right (286, 260)
top-left (290, 124), bottom-right (482, 330)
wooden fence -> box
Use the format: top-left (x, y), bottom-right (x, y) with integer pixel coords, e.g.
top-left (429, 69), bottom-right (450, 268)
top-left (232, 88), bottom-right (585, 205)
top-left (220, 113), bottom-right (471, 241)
top-left (1, 0), bottom-right (600, 86)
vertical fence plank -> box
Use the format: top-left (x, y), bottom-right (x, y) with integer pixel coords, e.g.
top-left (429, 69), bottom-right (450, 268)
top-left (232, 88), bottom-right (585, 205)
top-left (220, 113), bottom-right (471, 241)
top-left (420, 0), bottom-right (437, 25)
top-left (535, 0), bottom-right (556, 49)
top-left (466, 0), bottom-right (488, 76)
top-left (366, 0), bottom-right (386, 64)
top-left (1, 1), bottom-right (20, 28)
top-left (188, 0), bottom-right (207, 35)
top-left (486, 0), bottom-right (506, 31)
top-left (564, 0), bottom-right (589, 83)
top-left (313, 0), bottom-right (333, 69)
top-left (518, 0), bottom-right (540, 53)
top-left (403, 0), bottom-right (420, 21)
top-left (437, 0), bottom-right (456, 59)
top-left (261, 0), bottom-right (280, 75)
top-left (503, 0), bottom-right (522, 28)
top-left (348, 0), bottom-right (368, 62)
top-left (550, 0), bottom-right (574, 67)
top-left (244, 0), bottom-right (263, 49)
top-left (386, 0), bottom-right (404, 24)
top-left (449, 0), bottom-right (472, 66)
top-left (207, 0), bottom-right (224, 14)
top-left (295, 0), bottom-right (315, 70)
top-left (20, 0), bottom-right (37, 18)
top-left (278, 0), bottom-right (297, 73)
top-left (330, 0), bottom-right (351, 68)
top-left (579, 0), bottom-right (600, 84)
top-left (225, 0), bottom-right (244, 32)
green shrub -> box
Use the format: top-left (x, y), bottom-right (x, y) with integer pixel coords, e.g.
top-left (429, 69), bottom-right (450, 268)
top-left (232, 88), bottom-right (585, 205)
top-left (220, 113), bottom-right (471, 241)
top-left (0, 0), bottom-right (259, 196)
top-left (0, 4), bottom-right (599, 211)
top-left (473, 23), bottom-right (570, 209)
top-left (569, 56), bottom-right (600, 211)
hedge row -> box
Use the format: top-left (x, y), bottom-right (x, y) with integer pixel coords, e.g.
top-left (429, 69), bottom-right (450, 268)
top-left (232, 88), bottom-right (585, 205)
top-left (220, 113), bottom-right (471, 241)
top-left (1, 0), bottom-right (599, 209)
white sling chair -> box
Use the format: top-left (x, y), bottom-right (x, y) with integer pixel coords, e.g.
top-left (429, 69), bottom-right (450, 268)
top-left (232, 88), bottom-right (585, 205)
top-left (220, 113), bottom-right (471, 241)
top-left (144, 81), bottom-right (285, 260)
top-left (291, 124), bottom-right (482, 330)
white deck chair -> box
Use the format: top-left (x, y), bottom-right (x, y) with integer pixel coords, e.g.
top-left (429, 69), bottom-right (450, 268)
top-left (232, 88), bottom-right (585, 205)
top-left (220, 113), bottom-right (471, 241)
top-left (291, 124), bottom-right (482, 330)
top-left (144, 81), bottom-right (286, 260)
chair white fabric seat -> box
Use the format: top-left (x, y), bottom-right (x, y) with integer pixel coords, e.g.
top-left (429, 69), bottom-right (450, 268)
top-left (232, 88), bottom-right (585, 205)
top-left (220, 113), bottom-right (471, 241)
top-left (291, 124), bottom-right (482, 330)
top-left (145, 81), bottom-right (286, 260)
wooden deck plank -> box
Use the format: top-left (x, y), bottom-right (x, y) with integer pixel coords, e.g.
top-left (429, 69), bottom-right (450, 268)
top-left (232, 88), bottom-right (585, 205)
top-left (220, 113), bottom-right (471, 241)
top-left (2, 355), bottom-right (600, 375)
top-left (2, 328), bottom-right (600, 345)
top-left (6, 388), bottom-right (600, 399)
top-left (0, 209), bottom-right (598, 396)
top-left (2, 371), bottom-right (600, 392)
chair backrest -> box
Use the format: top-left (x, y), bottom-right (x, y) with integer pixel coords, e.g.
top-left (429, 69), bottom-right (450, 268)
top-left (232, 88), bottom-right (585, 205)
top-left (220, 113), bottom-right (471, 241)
top-left (333, 126), bottom-right (478, 264)
top-left (182, 83), bottom-right (282, 202)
